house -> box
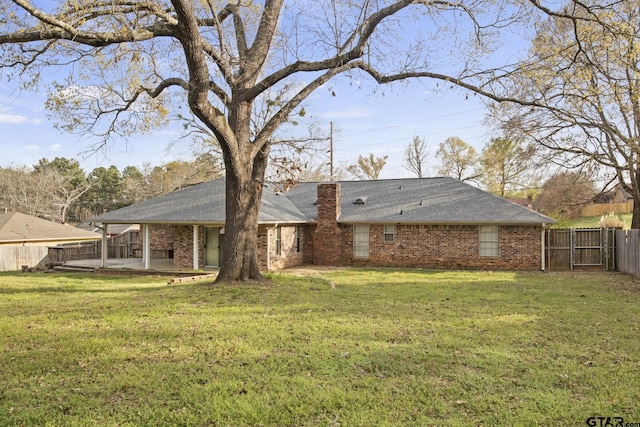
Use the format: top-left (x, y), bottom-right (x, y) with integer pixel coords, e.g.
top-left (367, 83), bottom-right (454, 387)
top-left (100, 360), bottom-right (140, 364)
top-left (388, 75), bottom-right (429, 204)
top-left (77, 222), bottom-right (140, 238)
top-left (89, 177), bottom-right (555, 271)
top-left (0, 211), bottom-right (102, 271)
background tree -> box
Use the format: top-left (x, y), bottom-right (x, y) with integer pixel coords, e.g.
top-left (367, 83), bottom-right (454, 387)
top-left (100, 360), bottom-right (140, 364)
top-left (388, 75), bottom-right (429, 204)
top-left (479, 137), bottom-right (537, 197)
top-left (1, 0), bottom-right (591, 280)
top-left (82, 166), bottom-right (125, 215)
top-left (436, 137), bottom-right (480, 182)
top-left (33, 157), bottom-right (93, 223)
top-left (535, 171), bottom-right (597, 217)
top-left (121, 166), bottom-right (147, 206)
top-left (404, 135), bottom-right (429, 178)
top-left (347, 154), bottom-right (388, 180)
top-left (0, 161), bottom-right (93, 223)
top-left (493, 1), bottom-right (640, 227)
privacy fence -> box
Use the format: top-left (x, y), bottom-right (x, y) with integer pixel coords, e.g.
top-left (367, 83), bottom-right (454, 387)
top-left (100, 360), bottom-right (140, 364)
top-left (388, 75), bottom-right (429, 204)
top-left (545, 228), bottom-right (640, 278)
top-left (615, 229), bottom-right (640, 278)
top-left (47, 229), bottom-right (140, 265)
top-left (545, 228), bottom-right (617, 271)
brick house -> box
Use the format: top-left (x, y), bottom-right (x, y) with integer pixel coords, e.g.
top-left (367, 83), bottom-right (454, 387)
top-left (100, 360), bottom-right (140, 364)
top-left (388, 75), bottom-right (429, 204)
top-left (89, 177), bottom-right (555, 271)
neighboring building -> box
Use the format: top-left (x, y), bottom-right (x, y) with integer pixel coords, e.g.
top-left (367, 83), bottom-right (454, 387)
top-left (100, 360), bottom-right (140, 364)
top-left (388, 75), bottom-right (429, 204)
top-left (90, 177), bottom-right (555, 272)
top-left (0, 211), bottom-right (101, 271)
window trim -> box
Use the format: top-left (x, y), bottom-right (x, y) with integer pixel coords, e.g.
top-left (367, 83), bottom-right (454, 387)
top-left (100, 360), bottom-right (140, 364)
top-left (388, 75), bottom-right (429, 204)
top-left (479, 225), bottom-right (499, 257)
top-left (383, 224), bottom-right (395, 242)
top-left (353, 224), bottom-right (370, 259)
top-left (275, 225), bottom-right (282, 256)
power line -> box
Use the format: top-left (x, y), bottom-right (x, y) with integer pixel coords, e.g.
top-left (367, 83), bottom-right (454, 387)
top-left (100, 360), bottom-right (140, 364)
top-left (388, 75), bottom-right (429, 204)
top-left (337, 107), bottom-right (486, 139)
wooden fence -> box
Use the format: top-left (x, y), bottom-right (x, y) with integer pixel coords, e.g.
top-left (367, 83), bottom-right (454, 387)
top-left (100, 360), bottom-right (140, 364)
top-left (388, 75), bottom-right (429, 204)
top-left (615, 230), bottom-right (640, 278)
top-left (579, 201), bottom-right (633, 217)
top-left (48, 230), bottom-right (141, 265)
top-left (546, 228), bottom-right (616, 271)
top-left (0, 245), bottom-right (49, 271)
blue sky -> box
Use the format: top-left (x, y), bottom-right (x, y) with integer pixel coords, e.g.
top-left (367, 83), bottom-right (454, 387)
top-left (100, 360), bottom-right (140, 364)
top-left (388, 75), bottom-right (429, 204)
top-left (0, 75), bottom-right (490, 180)
top-left (0, 1), bottom-right (508, 180)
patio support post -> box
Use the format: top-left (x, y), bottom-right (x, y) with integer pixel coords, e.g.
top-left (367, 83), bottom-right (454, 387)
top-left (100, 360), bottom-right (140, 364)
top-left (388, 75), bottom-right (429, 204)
top-left (143, 224), bottom-right (150, 270)
top-left (541, 227), bottom-right (546, 271)
top-left (101, 225), bottom-right (108, 268)
top-left (193, 225), bottom-right (199, 270)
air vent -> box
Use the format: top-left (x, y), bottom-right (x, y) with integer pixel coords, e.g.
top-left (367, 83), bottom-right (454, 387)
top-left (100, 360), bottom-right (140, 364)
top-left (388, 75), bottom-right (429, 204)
top-left (353, 196), bottom-right (367, 205)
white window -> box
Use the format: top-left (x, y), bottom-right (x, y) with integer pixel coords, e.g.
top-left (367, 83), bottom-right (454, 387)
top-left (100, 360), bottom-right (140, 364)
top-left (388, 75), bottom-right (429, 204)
top-left (383, 224), bottom-right (395, 242)
top-left (353, 225), bottom-right (369, 259)
top-left (479, 226), bottom-right (499, 257)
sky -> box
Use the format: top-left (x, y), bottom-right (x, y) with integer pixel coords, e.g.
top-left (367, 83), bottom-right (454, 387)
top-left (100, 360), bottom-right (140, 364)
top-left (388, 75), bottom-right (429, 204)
top-left (0, 1), bottom-right (507, 181)
top-left (0, 77), bottom-right (491, 180)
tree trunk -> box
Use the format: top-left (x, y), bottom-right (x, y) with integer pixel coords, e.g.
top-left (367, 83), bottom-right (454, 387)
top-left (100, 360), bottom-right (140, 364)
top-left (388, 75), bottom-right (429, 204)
top-left (215, 173), bottom-right (263, 282)
top-left (631, 170), bottom-right (640, 230)
top-left (214, 122), bottom-right (271, 283)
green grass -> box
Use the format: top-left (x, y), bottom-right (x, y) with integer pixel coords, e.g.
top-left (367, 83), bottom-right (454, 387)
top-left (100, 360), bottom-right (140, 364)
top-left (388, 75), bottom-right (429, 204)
top-left (1, 269), bottom-right (640, 426)
top-left (553, 213), bottom-right (632, 229)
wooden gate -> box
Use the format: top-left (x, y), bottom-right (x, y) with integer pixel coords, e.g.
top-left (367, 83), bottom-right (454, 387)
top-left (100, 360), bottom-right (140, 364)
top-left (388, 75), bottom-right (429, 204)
top-left (545, 228), bottom-right (616, 270)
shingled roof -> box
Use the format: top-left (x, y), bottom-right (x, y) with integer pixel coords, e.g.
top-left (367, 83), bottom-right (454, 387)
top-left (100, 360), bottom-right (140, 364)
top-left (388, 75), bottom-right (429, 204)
top-left (90, 178), bottom-right (307, 224)
top-left (0, 212), bottom-right (101, 243)
top-left (90, 177), bottom-right (554, 226)
top-left (288, 177), bottom-right (555, 225)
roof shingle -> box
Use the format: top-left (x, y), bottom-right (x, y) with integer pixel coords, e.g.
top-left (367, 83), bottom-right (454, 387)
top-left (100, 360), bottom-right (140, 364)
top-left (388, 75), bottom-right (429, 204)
top-left (90, 177), bottom-right (555, 225)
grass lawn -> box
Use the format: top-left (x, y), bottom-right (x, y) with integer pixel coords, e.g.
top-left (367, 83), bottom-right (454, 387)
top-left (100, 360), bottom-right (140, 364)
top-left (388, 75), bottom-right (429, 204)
top-left (553, 213), bottom-right (632, 229)
top-left (1, 269), bottom-right (640, 426)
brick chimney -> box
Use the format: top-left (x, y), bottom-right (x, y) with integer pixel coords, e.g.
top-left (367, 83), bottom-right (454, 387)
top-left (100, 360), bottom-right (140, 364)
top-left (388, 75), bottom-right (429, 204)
top-left (313, 183), bottom-right (343, 265)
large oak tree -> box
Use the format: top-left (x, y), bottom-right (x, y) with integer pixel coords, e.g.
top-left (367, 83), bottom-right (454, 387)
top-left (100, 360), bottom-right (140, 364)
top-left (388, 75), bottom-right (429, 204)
top-left (0, 0), bottom-right (590, 280)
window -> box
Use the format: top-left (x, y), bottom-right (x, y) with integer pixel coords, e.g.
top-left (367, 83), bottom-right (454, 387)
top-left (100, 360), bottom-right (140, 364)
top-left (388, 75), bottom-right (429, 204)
top-left (275, 226), bottom-right (281, 256)
top-left (353, 225), bottom-right (369, 259)
top-left (296, 225), bottom-right (301, 253)
top-left (383, 224), bottom-right (395, 242)
top-left (479, 226), bottom-right (499, 257)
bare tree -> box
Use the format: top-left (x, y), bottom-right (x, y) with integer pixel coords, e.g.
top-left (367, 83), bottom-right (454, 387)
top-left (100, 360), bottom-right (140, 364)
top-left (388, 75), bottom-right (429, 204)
top-left (535, 171), bottom-right (597, 217)
top-left (0, 164), bottom-right (93, 223)
top-left (347, 154), bottom-right (388, 180)
top-left (436, 137), bottom-right (480, 182)
top-left (1, 1), bottom-right (600, 280)
top-left (404, 135), bottom-right (429, 178)
top-left (493, 1), bottom-right (640, 227)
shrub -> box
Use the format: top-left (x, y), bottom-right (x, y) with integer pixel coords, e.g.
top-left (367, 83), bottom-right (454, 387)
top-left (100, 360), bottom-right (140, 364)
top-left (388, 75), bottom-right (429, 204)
top-left (599, 212), bottom-right (625, 228)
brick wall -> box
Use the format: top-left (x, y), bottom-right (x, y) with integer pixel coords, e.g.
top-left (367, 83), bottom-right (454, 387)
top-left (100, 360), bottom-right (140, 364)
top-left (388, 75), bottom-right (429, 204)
top-left (340, 224), bottom-right (542, 270)
top-left (173, 225), bottom-right (205, 268)
top-left (264, 224), bottom-right (305, 270)
top-left (138, 224), bottom-right (175, 258)
top-left (172, 224), bottom-right (305, 271)
top-left (313, 183), bottom-right (343, 265)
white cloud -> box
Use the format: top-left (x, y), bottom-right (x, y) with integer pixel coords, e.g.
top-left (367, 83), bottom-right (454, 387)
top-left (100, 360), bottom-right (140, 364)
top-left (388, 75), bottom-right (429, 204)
top-left (25, 145), bottom-right (39, 151)
top-left (49, 144), bottom-right (62, 151)
top-left (0, 113), bottom-right (28, 124)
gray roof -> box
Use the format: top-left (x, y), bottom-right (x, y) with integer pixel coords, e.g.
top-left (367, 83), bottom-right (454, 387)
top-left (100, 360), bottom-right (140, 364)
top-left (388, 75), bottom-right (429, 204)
top-left (288, 177), bottom-right (554, 224)
top-left (90, 179), bottom-right (307, 225)
top-left (90, 177), bottom-right (555, 226)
